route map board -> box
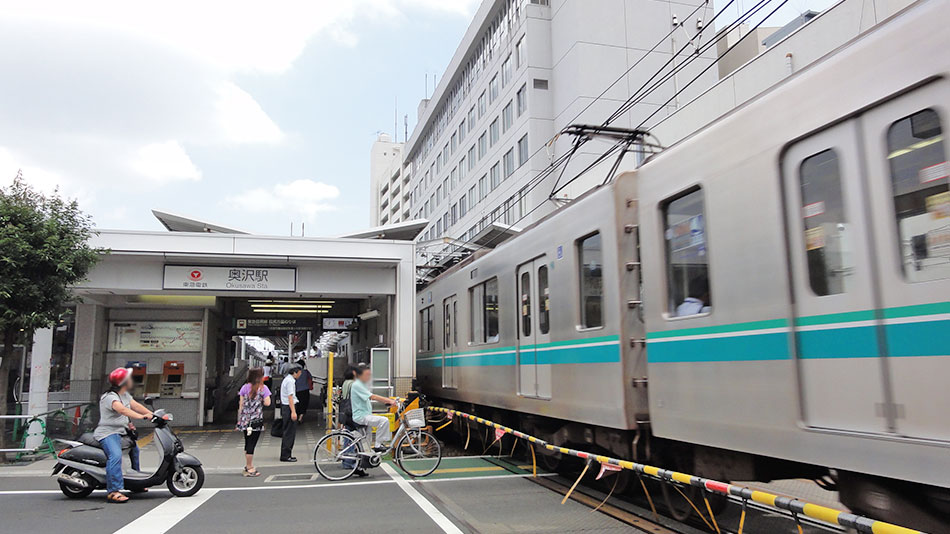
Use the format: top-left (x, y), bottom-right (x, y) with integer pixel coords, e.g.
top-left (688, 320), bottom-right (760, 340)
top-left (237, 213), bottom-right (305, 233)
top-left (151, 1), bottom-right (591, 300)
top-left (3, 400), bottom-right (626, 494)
top-left (108, 321), bottom-right (203, 352)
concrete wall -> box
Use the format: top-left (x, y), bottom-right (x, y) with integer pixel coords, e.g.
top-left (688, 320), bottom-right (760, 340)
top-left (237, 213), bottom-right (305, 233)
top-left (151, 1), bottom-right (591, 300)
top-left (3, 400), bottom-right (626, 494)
top-left (648, 0), bottom-right (917, 149)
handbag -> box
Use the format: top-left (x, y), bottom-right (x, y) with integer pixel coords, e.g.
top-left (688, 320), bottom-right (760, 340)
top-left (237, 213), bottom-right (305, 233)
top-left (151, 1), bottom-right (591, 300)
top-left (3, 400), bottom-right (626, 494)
top-left (270, 417), bottom-right (284, 437)
top-left (249, 418), bottom-right (264, 431)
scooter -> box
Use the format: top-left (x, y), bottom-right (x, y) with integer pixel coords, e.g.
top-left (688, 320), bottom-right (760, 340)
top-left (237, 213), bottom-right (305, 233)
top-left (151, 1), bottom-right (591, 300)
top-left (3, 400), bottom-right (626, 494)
top-left (52, 403), bottom-right (204, 498)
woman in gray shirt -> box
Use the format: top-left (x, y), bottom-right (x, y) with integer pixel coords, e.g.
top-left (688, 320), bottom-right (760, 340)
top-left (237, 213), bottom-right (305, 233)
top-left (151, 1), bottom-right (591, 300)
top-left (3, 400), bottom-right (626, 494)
top-left (95, 368), bottom-right (159, 504)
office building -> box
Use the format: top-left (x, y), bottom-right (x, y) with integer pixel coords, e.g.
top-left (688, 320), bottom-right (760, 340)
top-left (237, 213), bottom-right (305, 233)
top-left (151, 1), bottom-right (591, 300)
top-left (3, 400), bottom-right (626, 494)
top-left (401, 0), bottom-right (716, 257)
top-left (369, 133), bottom-right (408, 227)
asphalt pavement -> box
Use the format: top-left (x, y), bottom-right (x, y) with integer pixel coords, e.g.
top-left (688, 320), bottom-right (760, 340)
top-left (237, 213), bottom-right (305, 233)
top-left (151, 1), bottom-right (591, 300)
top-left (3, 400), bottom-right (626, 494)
top-left (0, 422), bottom-right (640, 534)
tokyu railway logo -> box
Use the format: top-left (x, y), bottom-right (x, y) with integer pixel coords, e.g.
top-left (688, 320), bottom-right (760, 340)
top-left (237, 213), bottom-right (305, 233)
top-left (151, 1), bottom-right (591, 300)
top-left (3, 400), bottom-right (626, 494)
top-left (163, 265), bottom-right (296, 292)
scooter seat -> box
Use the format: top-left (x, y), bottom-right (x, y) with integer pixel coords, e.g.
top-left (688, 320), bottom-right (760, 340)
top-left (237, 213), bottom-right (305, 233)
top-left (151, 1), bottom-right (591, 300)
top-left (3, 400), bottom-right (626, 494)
top-left (77, 433), bottom-right (102, 448)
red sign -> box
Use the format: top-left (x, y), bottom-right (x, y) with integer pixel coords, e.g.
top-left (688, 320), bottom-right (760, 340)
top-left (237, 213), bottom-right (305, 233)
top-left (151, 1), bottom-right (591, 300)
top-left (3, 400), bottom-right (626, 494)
top-left (596, 462), bottom-right (622, 480)
top-left (189, 269), bottom-right (203, 281)
top-left (494, 428), bottom-right (506, 441)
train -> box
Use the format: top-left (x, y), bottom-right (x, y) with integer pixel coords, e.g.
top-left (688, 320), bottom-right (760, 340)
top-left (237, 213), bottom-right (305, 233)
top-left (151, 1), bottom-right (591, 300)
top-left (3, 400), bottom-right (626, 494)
top-left (414, 0), bottom-right (950, 529)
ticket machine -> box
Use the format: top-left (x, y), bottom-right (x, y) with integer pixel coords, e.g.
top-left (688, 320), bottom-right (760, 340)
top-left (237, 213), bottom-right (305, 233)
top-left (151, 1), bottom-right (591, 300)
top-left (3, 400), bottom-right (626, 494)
top-left (127, 361), bottom-right (147, 397)
top-left (161, 360), bottom-right (184, 397)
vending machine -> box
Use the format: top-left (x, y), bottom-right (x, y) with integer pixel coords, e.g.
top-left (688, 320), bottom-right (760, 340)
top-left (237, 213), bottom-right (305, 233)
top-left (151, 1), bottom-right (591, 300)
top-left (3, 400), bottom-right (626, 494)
top-left (161, 360), bottom-right (185, 397)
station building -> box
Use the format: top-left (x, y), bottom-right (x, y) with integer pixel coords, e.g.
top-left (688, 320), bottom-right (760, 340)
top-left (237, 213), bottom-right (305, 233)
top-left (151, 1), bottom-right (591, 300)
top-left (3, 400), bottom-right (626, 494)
top-left (19, 212), bottom-right (418, 428)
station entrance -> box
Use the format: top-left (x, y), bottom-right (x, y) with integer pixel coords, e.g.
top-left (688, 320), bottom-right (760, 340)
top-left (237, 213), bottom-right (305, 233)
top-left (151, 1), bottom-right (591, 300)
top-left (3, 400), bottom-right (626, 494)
top-left (17, 228), bottom-right (416, 428)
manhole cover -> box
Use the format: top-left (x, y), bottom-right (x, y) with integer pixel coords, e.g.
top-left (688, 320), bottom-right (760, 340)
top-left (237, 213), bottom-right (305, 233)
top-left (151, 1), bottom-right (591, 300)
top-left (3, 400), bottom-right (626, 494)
top-left (265, 473), bottom-right (315, 483)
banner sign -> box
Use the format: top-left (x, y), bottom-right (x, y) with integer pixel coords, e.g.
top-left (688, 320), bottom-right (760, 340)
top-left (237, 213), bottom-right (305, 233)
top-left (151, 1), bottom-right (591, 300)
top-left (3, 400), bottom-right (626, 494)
top-left (163, 265), bottom-right (296, 292)
top-left (322, 317), bottom-right (359, 331)
top-left (233, 318), bottom-right (318, 332)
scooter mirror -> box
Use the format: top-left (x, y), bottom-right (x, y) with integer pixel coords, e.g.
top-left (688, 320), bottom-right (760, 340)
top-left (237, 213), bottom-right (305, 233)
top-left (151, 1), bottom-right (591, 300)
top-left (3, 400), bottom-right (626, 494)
top-left (144, 397), bottom-right (155, 408)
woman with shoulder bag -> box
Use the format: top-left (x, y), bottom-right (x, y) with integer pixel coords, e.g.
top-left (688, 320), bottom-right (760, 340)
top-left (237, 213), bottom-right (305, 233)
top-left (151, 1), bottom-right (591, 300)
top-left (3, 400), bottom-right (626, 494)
top-left (237, 367), bottom-right (271, 477)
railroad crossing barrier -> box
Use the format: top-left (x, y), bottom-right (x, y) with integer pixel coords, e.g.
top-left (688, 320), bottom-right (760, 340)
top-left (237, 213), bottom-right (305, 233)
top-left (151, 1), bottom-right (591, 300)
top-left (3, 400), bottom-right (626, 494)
top-left (424, 405), bottom-right (925, 534)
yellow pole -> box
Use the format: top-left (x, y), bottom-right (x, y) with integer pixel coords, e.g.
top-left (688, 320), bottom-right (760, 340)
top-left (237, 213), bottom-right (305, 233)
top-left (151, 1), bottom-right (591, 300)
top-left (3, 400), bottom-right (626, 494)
top-left (325, 351), bottom-right (334, 433)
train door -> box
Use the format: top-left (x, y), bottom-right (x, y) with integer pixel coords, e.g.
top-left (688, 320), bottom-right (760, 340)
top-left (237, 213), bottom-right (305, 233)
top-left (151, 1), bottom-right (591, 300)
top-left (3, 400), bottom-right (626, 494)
top-left (442, 295), bottom-right (458, 389)
top-left (782, 122), bottom-right (889, 433)
top-left (860, 80), bottom-right (950, 441)
top-left (517, 257), bottom-right (551, 399)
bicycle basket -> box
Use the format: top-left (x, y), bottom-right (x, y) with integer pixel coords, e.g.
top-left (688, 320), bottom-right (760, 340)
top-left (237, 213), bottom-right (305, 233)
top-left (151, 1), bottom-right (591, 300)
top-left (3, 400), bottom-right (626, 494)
top-left (404, 408), bottom-right (426, 429)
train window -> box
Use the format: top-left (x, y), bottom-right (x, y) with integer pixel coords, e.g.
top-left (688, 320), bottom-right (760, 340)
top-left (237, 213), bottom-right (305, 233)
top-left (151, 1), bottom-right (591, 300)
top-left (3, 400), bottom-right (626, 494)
top-left (886, 109), bottom-right (950, 282)
top-left (520, 272), bottom-right (532, 336)
top-left (470, 277), bottom-right (500, 343)
top-left (663, 188), bottom-right (710, 317)
top-left (419, 306), bottom-right (434, 352)
top-left (799, 149), bottom-right (852, 296)
top-left (577, 232), bottom-right (604, 328)
top-left (538, 265), bottom-right (550, 334)
top-left (444, 301), bottom-right (452, 347)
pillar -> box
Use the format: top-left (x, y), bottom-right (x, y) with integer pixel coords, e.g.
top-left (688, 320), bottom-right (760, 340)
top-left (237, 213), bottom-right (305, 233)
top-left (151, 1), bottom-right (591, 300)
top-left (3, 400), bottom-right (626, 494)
top-left (25, 328), bottom-right (53, 450)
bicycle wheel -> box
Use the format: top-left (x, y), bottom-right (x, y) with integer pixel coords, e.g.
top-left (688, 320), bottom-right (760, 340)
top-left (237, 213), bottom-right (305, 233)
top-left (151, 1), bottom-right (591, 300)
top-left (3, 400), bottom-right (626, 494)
top-left (395, 429), bottom-right (442, 477)
top-left (314, 431), bottom-right (361, 481)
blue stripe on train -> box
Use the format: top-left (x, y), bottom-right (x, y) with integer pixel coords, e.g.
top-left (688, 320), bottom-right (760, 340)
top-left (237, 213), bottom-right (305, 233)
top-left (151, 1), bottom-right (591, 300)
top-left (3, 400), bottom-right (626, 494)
top-left (885, 320), bottom-right (950, 357)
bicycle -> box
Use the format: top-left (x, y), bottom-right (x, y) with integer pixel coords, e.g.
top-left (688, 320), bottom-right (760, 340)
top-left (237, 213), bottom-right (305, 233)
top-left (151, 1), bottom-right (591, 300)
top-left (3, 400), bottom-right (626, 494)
top-left (313, 397), bottom-right (442, 480)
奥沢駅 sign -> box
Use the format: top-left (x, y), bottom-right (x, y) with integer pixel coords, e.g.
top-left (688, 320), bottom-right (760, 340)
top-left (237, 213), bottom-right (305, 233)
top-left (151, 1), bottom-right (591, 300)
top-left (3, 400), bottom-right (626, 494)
top-left (163, 265), bottom-right (296, 292)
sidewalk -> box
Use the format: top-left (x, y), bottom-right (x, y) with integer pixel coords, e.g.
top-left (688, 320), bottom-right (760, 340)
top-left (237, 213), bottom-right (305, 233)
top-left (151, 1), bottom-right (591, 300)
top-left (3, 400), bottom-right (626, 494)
top-left (0, 415), bottom-right (329, 477)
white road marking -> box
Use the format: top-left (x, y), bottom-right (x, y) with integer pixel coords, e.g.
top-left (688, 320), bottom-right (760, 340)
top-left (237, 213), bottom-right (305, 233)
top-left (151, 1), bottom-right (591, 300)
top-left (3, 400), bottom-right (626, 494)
top-left (380, 463), bottom-right (463, 534)
top-left (112, 488), bottom-right (219, 534)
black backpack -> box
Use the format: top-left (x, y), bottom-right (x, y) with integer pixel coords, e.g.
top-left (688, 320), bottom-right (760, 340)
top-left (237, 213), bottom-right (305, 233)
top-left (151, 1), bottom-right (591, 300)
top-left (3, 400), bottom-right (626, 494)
top-left (338, 395), bottom-right (354, 429)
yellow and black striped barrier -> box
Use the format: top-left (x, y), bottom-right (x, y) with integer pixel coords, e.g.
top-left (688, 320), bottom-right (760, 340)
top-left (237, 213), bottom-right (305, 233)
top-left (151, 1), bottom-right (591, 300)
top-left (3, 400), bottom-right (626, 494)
top-left (424, 405), bottom-right (924, 534)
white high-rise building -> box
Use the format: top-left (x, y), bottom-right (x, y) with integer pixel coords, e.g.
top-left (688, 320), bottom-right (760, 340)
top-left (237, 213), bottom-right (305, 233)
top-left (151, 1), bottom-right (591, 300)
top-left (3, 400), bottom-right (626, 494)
top-left (369, 133), bottom-right (407, 227)
top-left (402, 0), bottom-right (716, 250)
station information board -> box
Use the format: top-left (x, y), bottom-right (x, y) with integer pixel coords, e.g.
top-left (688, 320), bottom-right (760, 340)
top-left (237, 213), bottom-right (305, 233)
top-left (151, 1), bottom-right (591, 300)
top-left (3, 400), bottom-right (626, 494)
top-left (108, 321), bottom-right (203, 352)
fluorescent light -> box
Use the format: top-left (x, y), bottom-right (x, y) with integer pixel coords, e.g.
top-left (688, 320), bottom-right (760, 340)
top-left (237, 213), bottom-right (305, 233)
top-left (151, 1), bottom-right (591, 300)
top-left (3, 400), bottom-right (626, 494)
top-left (250, 303), bottom-right (331, 309)
top-left (887, 135), bottom-right (943, 159)
top-left (129, 295), bottom-right (217, 306)
top-left (248, 300), bottom-right (334, 304)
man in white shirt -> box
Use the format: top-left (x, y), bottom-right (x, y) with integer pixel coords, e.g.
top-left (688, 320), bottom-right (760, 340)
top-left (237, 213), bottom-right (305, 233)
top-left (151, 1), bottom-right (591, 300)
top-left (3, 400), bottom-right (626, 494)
top-left (279, 365), bottom-right (302, 462)
top-left (676, 275), bottom-right (711, 317)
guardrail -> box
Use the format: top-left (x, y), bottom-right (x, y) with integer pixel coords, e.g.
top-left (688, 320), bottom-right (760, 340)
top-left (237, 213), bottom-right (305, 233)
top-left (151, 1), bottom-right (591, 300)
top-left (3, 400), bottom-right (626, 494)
top-left (0, 403), bottom-right (95, 459)
top-left (424, 405), bottom-right (925, 534)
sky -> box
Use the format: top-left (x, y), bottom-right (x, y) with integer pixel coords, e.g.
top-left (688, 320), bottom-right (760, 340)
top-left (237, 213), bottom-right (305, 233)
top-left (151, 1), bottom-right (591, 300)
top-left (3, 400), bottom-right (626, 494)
top-left (0, 0), bottom-right (834, 237)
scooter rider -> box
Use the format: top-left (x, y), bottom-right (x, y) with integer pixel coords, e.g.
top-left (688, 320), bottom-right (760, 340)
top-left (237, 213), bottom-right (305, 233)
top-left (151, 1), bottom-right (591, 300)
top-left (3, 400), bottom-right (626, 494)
top-left (94, 367), bottom-right (164, 503)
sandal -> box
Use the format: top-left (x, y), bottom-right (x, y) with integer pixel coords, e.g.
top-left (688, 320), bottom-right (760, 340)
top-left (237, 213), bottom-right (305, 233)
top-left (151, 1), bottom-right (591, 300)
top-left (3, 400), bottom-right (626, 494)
top-left (107, 492), bottom-right (129, 504)
top-left (243, 467), bottom-right (261, 477)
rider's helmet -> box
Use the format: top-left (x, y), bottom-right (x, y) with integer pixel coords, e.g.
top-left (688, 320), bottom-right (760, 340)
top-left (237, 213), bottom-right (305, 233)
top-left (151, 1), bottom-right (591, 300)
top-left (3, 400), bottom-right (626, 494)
top-left (108, 367), bottom-right (133, 388)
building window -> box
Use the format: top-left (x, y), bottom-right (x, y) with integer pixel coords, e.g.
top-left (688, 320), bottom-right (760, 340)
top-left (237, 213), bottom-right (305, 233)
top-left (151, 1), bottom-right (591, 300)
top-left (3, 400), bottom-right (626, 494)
top-left (478, 91), bottom-right (487, 117)
top-left (436, 185), bottom-right (443, 204)
top-left (516, 84), bottom-right (527, 116)
top-left (443, 212), bottom-right (450, 232)
top-left (468, 106), bottom-right (477, 130)
top-left (479, 174), bottom-right (488, 200)
top-left (533, 78), bottom-right (548, 90)
top-left (419, 306), bottom-right (434, 351)
top-left (798, 149), bottom-right (851, 296)
top-left (663, 188), bottom-right (710, 317)
top-left (459, 197), bottom-right (467, 217)
top-left (436, 218), bottom-right (442, 236)
top-left (578, 232), bottom-right (604, 328)
top-left (503, 101), bottom-right (514, 132)
top-left (451, 132), bottom-right (458, 153)
top-left (489, 74), bottom-right (499, 103)
top-left (490, 163), bottom-right (501, 190)
top-left (503, 149), bottom-right (515, 178)
top-left (501, 55), bottom-right (512, 87)
top-left (458, 158), bottom-right (466, 179)
top-left (518, 134), bottom-right (529, 166)
top-left (470, 277), bottom-right (499, 344)
top-left (468, 146), bottom-right (476, 169)
top-left (516, 37), bottom-right (525, 69)
top-left (490, 118), bottom-right (499, 146)
top-left (450, 168), bottom-right (457, 190)
top-left (451, 203), bottom-right (458, 225)
top-left (478, 132), bottom-right (487, 159)
top-left (886, 108), bottom-right (950, 282)
top-left (459, 121), bottom-right (466, 143)
top-left (468, 185), bottom-right (477, 210)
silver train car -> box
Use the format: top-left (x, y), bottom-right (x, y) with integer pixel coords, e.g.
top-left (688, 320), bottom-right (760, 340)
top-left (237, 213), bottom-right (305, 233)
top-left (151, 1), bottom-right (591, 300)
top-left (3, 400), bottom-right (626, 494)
top-left (416, 0), bottom-right (950, 527)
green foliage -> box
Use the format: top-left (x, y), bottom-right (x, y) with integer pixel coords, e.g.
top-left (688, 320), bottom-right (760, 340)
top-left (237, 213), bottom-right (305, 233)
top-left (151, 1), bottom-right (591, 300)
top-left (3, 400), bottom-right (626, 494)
top-left (0, 174), bottom-right (102, 334)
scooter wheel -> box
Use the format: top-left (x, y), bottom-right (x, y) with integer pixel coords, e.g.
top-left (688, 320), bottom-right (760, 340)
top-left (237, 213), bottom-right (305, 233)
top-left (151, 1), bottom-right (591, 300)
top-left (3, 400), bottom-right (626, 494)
top-left (58, 468), bottom-right (96, 499)
top-left (166, 465), bottom-right (204, 497)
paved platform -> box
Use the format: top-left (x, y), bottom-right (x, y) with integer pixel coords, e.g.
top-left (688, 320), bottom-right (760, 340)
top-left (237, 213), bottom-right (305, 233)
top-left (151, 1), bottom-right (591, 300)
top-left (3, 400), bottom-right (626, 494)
top-left (0, 425), bottom-right (643, 534)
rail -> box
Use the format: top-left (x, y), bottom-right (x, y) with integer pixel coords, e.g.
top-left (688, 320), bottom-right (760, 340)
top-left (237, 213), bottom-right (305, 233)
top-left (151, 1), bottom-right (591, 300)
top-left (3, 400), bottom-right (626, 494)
top-left (424, 405), bottom-right (925, 534)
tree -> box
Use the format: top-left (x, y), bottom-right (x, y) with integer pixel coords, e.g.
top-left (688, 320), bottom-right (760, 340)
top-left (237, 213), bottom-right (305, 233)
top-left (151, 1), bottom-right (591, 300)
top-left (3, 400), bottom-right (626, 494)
top-left (0, 172), bottom-right (102, 453)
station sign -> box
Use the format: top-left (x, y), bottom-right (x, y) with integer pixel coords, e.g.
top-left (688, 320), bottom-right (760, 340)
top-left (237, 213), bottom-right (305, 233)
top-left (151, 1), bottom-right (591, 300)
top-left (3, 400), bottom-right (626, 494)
top-left (163, 265), bottom-right (296, 292)
top-left (322, 317), bottom-right (359, 331)
top-left (233, 317), bottom-right (317, 332)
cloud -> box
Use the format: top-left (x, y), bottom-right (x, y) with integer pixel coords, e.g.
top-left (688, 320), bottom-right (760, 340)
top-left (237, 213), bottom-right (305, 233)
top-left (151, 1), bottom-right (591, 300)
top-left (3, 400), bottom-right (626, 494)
top-left (214, 82), bottom-right (285, 145)
top-left (130, 141), bottom-right (202, 182)
top-left (226, 179), bottom-right (341, 221)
